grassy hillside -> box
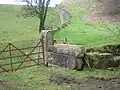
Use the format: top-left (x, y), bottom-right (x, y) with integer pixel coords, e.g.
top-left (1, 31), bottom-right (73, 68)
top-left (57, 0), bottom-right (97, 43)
top-left (54, 0), bottom-right (120, 48)
top-left (0, 4), bottom-right (60, 44)
top-left (1, 3), bottom-right (120, 90)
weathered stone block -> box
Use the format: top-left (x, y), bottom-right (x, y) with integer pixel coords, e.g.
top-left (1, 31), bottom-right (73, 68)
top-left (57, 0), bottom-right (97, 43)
top-left (85, 52), bottom-right (120, 69)
top-left (48, 44), bottom-right (85, 69)
top-left (40, 30), bottom-right (54, 65)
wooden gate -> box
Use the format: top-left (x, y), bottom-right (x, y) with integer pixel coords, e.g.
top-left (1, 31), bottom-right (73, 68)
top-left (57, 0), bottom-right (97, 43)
top-left (0, 40), bottom-right (44, 73)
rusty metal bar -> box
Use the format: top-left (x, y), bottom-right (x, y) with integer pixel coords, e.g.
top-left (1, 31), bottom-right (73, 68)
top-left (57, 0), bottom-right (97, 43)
top-left (13, 41), bottom-right (41, 71)
top-left (0, 44), bottom-right (11, 72)
top-left (10, 43), bottom-right (40, 70)
top-left (0, 58), bottom-right (43, 67)
top-left (0, 64), bottom-right (38, 73)
top-left (0, 65), bottom-right (9, 72)
top-left (0, 40), bottom-right (42, 73)
top-left (0, 52), bottom-right (43, 60)
top-left (37, 43), bottom-right (41, 64)
top-left (9, 43), bottom-right (13, 72)
top-left (0, 44), bottom-right (9, 55)
top-left (41, 39), bottom-right (45, 65)
top-left (0, 46), bottom-right (42, 53)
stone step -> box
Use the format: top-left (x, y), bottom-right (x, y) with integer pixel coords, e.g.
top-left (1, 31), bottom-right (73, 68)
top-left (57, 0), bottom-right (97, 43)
top-left (48, 44), bottom-right (85, 70)
top-left (85, 52), bottom-right (120, 69)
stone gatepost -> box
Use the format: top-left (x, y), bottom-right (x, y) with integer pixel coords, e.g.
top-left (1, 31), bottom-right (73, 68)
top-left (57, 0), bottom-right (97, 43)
top-left (40, 30), bottom-right (85, 70)
top-left (40, 30), bottom-right (53, 65)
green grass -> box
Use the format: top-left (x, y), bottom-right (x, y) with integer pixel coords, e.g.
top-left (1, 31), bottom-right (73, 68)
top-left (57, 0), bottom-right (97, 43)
top-left (54, 0), bottom-right (120, 48)
top-left (0, 4), bottom-right (60, 44)
top-left (0, 5), bottom-right (38, 43)
top-left (0, 66), bottom-right (120, 90)
top-left (0, 2), bottom-right (120, 90)
top-left (54, 17), bottom-right (120, 48)
top-left (0, 4), bottom-right (60, 76)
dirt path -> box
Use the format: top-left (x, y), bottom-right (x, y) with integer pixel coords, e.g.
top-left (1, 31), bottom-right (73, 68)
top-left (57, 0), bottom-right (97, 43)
top-left (50, 74), bottom-right (120, 90)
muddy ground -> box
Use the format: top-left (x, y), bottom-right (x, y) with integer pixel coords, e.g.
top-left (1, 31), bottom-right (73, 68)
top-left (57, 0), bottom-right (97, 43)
top-left (50, 74), bottom-right (120, 90)
top-left (1, 73), bottom-right (120, 90)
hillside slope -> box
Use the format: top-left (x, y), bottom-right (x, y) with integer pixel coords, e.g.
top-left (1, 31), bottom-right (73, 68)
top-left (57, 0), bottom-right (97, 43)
top-left (54, 0), bottom-right (120, 48)
top-left (0, 4), bottom-right (60, 43)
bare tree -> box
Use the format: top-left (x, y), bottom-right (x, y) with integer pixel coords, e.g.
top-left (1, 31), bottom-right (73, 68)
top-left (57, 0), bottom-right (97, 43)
top-left (18, 0), bottom-right (51, 33)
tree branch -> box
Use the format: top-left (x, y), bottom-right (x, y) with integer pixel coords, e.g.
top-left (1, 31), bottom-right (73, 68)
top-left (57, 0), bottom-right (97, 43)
top-left (43, 0), bottom-right (50, 29)
top-left (25, 0), bottom-right (40, 14)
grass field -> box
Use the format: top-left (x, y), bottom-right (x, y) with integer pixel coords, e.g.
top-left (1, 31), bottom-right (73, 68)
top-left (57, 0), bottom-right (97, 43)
top-left (54, 17), bottom-right (120, 48)
top-left (0, 4), bottom-right (60, 44)
top-left (54, 0), bottom-right (120, 48)
top-left (0, 1), bottom-right (120, 89)
top-left (1, 66), bottom-right (120, 90)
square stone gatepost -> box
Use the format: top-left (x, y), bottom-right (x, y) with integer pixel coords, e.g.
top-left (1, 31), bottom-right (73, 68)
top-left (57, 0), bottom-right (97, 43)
top-left (40, 30), bottom-right (54, 66)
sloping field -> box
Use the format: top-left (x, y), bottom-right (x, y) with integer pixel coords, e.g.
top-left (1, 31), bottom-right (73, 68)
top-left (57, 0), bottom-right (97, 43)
top-left (54, 0), bottom-right (120, 48)
top-left (0, 4), bottom-right (60, 44)
top-left (0, 1), bottom-right (120, 90)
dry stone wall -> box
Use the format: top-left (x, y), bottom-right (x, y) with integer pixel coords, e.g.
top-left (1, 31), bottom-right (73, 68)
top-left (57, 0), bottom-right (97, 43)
top-left (55, 4), bottom-right (72, 28)
top-left (85, 44), bottom-right (120, 69)
top-left (41, 30), bottom-right (120, 70)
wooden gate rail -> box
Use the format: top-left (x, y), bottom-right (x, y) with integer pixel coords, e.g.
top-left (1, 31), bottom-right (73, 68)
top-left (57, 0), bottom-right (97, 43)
top-left (0, 40), bottom-right (44, 73)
